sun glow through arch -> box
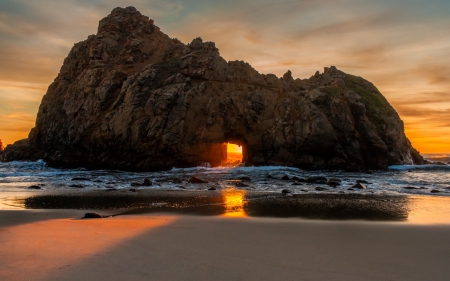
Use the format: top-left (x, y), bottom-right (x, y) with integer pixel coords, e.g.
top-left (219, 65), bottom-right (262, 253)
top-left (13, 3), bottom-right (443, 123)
top-left (226, 143), bottom-right (243, 163)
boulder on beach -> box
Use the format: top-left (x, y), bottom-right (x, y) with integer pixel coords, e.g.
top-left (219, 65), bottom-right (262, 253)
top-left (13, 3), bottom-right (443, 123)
top-left (306, 176), bottom-right (327, 184)
top-left (235, 182), bottom-right (249, 187)
top-left (356, 180), bottom-right (370, 184)
top-left (0, 7), bottom-right (424, 171)
top-left (84, 213), bottom-right (105, 218)
top-left (71, 177), bottom-right (89, 181)
top-left (352, 183), bottom-right (367, 189)
top-left (326, 179), bottom-right (341, 186)
top-left (189, 176), bottom-right (208, 184)
top-left (403, 186), bottom-right (420, 190)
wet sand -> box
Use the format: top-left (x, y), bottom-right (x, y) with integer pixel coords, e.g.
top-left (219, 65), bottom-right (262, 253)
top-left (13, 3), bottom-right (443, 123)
top-left (1, 191), bottom-right (450, 280)
top-left (1, 209), bottom-right (450, 281)
top-left (4, 189), bottom-right (450, 222)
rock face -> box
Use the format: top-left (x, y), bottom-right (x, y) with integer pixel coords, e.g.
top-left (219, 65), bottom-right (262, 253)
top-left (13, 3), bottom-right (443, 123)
top-left (0, 139), bottom-right (3, 152)
top-left (1, 7), bottom-right (424, 170)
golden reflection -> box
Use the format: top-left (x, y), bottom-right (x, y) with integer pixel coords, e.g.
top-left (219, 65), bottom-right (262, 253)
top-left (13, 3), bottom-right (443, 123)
top-left (407, 196), bottom-right (450, 224)
top-left (222, 188), bottom-right (247, 217)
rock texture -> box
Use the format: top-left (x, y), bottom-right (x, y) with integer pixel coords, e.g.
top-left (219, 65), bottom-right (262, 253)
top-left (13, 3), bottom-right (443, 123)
top-left (1, 7), bottom-right (424, 170)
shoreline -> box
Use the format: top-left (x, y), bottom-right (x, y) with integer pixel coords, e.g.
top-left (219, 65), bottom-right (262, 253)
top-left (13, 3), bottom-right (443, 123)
top-left (1, 209), bottom-right (450, 281)
top-left (2, 190), bottom-right (450, 280)
top-left (2, 189), bottom-right (450, 224)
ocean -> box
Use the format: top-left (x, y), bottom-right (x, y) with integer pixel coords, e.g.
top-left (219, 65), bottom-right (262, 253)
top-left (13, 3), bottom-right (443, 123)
top-left (0, 159), bottom-right (449, 197)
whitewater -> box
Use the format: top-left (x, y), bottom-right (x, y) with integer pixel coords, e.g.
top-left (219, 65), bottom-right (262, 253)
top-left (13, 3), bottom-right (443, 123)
top-left (0, 160), bottom-right (449, 197)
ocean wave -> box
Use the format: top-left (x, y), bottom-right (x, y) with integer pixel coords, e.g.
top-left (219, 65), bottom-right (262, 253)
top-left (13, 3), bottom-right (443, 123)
top-left (388, 164), bottom-right (450, 171)
top-left (0, 159), bottom-right (48, 169)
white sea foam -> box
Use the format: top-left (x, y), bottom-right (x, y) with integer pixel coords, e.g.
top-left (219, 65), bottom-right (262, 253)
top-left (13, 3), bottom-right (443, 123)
top-left (0, 161), bottom-right (449, 196)
top-left (389, 165), bottom-right (450, 171)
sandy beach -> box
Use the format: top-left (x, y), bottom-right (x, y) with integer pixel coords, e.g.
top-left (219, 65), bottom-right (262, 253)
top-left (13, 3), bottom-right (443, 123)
top-left (1, 206), bottom-right (450, 281)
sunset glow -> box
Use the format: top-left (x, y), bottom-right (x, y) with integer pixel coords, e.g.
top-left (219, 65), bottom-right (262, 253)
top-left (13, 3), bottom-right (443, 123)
top-left (0, 215), bottom-right (177, 280)
top-left (226, 143), bottom-right (243, 163)
top-left (0, 0), bottom-right (449, 153)
top-left (222, 189), bottom-right (247, 217)
top-left (227, 143), bottom-right (242, 153)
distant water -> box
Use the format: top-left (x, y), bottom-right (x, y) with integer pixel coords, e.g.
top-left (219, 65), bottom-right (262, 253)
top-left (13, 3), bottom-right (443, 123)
top-left (0, 160), bottom-right (449, 197)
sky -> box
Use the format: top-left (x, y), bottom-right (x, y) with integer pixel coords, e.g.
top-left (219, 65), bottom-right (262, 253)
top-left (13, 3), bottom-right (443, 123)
top-left (0, 0), bottom-right (449, 154)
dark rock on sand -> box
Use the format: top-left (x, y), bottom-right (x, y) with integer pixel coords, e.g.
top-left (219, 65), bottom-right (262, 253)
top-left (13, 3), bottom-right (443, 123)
top-left (291, 182), bottom-right (303, 186)
top-left (315, 187), bottom-right (328, 191)
top-left (291, 176), bottom-right (301, 181)
top-left (281, 189), bottom-right (292, 194)
top-left (239, 176), bottom-right (252, 181)
top-left (189, 176), bottom-right (208, 184)
top-left (69, 184), bottom-right (84, 188)
top-left (266, 175), bottom-right (274, 179)
top-left (403, 186), bottom-right (420, 190)
top-left (142, 178), bottom-right (152, 186)
top-left (281, 175), bottom-right (290, 180)
top-left (326, 180), bottom-right (341, 186)
top-left (306, 176), bottom-right (327, 184)
top-left (129, 188), bottom-right (138, 192)
top-left (84, 213), bottom-right (104, 218)
top-left (235, 182), bottom-right (250, 187)
top-left (329, 178), bottom-right (342, 183)
top-left (356, 180), bottom-right (370, 184)
top-left (0, 7), bottom-right (424, 171)
top-left (28, 185), bottom-right (42, 189)
top-left (352, 183), bottom-right (367, 189)
top-left (431, 189), bottom-right (441, 193)
top-left (71, 177), bottom-right (89, 181)
top-left (208, 187), bottom-right (216, 191)
top-left (131, 178), bottom-right (152, 186)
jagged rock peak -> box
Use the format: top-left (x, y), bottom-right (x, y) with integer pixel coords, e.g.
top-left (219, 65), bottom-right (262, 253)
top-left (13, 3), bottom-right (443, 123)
top-left (98, 6), bottom-right (158, 36)
top-left (0, 139), bottom-right (3, 152)
top-left (0, 7), bottom-right (424, 171)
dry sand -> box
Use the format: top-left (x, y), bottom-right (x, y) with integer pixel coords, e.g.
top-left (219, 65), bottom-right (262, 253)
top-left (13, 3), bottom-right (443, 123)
top-left (1, 210), bottom-right (449, 281)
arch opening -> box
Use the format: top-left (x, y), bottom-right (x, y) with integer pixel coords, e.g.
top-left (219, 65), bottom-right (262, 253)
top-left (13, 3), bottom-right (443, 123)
top-left (221, 141), bottom-right (246, 166)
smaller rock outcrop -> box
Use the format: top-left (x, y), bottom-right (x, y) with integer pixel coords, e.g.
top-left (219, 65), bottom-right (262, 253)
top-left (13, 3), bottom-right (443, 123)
top-left (0, 139), bottom-right (3, 152)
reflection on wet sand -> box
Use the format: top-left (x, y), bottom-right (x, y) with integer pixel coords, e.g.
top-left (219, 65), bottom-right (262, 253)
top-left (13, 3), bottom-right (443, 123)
top-left (407, 196), bottom-right (450, 224)
top-left (222, 189), bottom-right (247, 217)
top-left (18, 191), bottom-right (421, 221)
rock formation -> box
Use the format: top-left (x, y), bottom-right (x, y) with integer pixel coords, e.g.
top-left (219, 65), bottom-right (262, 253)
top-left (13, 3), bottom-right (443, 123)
top-left (0, 139), bottom-right (4, 152)
top-left (1, 6), bottom-right (424, 170)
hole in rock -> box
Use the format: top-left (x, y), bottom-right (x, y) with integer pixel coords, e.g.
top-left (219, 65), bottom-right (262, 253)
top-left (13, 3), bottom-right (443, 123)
top-left (223, 142), bottom-right (243, 166)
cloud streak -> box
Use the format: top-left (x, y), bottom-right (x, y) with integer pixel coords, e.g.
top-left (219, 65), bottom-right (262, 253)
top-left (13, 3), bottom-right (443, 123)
top-left (0, 0), bottom-right (449, 152)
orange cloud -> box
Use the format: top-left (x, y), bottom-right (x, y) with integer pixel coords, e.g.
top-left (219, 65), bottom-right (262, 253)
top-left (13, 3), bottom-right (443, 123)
top-left (0, 0), bottom-right (449, 154)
